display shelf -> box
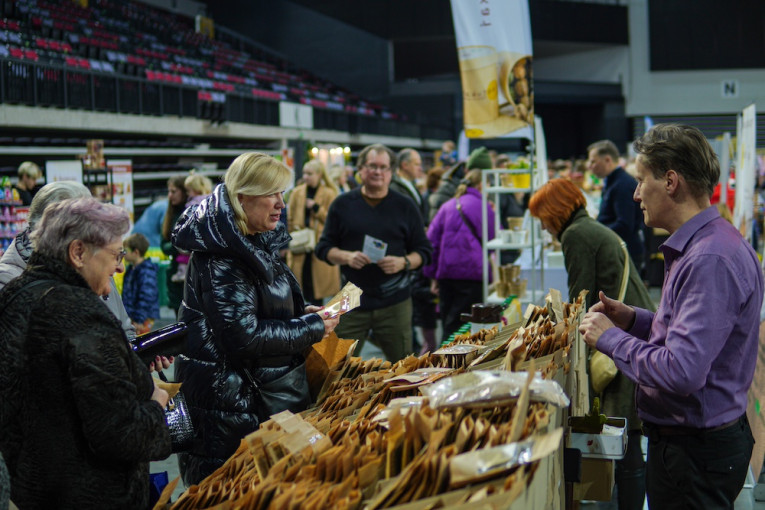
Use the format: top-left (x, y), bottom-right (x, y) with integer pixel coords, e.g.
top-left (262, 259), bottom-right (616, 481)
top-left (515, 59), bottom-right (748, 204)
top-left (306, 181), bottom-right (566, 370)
top-left (486, 186), bottom-right (530, 194)
top-left (481, 164), bottom-right (543, 304)
top-left (487, 288), bottom-right (547, 305)
top-left (486, 238), bottom-right (531, 250)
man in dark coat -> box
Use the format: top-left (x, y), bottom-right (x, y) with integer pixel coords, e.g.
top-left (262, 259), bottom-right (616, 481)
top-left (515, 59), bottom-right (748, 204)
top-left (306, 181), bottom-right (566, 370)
top-left (587, 139), bottom-right (645, 269)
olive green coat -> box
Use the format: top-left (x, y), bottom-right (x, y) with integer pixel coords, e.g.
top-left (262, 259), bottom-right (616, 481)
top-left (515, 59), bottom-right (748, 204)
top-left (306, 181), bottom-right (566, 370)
top-left (560, 208), bottom-right (655, 430)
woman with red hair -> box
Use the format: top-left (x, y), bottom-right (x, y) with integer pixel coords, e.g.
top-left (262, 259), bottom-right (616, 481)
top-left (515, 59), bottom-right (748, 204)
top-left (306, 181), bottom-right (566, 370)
top-left (529, 178), bottom-right (653, 510)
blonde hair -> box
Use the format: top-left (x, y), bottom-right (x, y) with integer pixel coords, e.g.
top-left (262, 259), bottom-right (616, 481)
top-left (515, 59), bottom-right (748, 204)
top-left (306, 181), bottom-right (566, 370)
top-left (454, 169), bottom-right (482, 198)
top-left (18, 161), bottom-right (41, 179)
top-left (303, 159), bottom-right (337, 192)
top-left (224, 152), bottom-right (292, 235)
top-left (185, 173), bottom-right (213, 196)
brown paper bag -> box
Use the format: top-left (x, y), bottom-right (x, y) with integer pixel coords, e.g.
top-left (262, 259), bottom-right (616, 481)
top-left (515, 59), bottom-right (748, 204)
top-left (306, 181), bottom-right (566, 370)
top-left (304, 332), bottom-right (357, 400)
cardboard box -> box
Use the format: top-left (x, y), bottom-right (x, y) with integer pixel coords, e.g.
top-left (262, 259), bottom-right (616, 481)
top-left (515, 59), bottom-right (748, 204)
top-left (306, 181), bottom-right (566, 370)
top-left (568, 420), bottom-right (627, 460)
top-left (573, 458), bottom-right (614, 501)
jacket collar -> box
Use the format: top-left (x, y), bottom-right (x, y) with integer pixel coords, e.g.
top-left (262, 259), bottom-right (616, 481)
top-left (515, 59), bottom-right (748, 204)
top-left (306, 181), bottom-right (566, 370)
top-left (558, 207), bottom-right (588, 238)
top-left (26, 251), bottom-right (91, 290)
top-left (171, 184), bottom-right (288, 284)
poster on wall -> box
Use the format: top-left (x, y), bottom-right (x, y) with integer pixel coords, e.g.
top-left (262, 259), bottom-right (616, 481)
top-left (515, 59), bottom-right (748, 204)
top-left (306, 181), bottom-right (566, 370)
top-left (733, 103), bottom-right (756, 240)
top-left (108, 159), bottom-right (134, 224)
top-left (450, 0), bottom-right (533, 139)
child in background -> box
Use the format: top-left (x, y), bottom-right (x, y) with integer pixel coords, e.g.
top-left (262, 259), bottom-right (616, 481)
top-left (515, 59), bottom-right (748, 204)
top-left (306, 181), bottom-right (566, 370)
top-left (122, 233), bottom-right (160, 335)
top-left (171, 173), bottom-right (214, 283)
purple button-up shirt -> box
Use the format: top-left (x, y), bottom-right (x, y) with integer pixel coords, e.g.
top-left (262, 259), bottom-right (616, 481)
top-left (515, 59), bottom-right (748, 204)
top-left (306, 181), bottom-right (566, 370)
top-left (598, 206), bottom-right (763, 428)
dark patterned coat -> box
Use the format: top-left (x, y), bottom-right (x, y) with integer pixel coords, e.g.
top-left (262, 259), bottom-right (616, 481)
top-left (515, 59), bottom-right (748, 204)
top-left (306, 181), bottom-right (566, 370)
top-left (0, 252), bottom-right (171, 510)
top-left (172, 184), bottom-right (325, 485)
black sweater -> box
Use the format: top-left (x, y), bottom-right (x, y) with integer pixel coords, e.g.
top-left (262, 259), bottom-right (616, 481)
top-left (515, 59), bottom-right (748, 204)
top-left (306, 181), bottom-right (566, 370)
top-left (315, 188), bottom-right (432, 310)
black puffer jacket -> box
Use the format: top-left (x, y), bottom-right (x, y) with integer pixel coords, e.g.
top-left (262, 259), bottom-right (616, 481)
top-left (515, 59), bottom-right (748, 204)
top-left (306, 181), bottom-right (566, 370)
top-left (172, 184), bottom-right (325, 485)
top-left (0, 252), bottom-right (171, 510)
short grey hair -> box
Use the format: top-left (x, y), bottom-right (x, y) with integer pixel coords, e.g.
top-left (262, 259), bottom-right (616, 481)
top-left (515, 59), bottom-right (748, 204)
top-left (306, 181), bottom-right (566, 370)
top-left (397, 148), bottom-right (417, 169)
top-left (28, 181), bottom-right (91, 230)
top-left (31, 197), bottom-right (130, 262)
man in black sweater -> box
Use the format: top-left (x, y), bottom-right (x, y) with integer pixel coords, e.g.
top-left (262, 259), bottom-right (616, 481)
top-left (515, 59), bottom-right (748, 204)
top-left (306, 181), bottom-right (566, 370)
top-left (315, 144), bottom-right (432, 361)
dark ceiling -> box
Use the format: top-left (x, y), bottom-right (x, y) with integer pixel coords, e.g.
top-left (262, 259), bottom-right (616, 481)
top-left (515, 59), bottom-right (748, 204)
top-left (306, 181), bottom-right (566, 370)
top-left (282, 0), bottom-right (628, 80)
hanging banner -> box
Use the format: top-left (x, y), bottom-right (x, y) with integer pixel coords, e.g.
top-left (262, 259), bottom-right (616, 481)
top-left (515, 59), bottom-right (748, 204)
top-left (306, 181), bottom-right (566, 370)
top-left (451, 0), bottom-right (534, 139)
top-left (733, 103), bottom-right (756, 240)
top-left (108, 159), bottom-right (134, 224)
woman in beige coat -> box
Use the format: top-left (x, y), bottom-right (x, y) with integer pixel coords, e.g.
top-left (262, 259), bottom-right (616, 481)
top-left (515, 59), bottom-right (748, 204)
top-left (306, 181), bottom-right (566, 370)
top-left (287, 160), bottom-right (340, 304)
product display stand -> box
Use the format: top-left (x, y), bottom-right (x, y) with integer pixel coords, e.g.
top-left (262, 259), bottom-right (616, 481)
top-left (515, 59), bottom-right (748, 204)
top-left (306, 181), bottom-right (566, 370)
top-left (480, 146), bottom-right (544, 306)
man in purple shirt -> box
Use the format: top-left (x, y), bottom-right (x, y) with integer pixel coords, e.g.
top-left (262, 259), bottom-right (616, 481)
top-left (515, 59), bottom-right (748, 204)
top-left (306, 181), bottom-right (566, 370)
top-left (580, 124), bottom-right (763, 509)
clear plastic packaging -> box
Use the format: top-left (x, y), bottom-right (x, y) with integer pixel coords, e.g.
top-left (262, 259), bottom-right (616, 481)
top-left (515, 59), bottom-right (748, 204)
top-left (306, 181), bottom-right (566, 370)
top-left (420, 370), bottom-right (570, 408)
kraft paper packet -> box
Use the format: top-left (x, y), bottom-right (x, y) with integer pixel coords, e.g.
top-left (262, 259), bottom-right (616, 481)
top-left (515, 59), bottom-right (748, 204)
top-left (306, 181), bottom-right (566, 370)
top-left (322, 281), bottom-right (363, 319)
top-left (448, 428), bottom-right (563, 488)
top-left (153, 377), bottom-right (182, 399)
top-left (305, 332), bottom-right (358, 400)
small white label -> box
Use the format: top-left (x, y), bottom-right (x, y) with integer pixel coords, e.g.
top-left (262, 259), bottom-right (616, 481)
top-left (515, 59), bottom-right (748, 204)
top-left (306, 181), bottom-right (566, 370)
top-left (721, 80), bottom-right (740, 98)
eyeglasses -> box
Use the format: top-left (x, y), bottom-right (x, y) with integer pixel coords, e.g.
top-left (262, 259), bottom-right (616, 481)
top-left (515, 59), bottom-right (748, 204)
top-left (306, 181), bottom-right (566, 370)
top-left (102, 247), bottom-right (127, 264)
top-left (364, 164), bottom-right (391, 172)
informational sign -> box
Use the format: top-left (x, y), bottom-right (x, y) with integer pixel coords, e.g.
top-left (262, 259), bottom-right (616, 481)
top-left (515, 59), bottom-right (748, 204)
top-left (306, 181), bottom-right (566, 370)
top-left (450, 0), bottom-right (533, 139)
top-left (108, 159), bottom-right (134, 224)
top-left (45, 160), bottom-right (82, 183)
top-left (733, 103), bottom-right (756, 239)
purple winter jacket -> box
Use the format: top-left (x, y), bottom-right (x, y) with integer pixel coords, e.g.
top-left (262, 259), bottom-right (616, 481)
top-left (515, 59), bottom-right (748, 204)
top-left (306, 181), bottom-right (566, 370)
top-left (423, 187), bottom-right (495, 281)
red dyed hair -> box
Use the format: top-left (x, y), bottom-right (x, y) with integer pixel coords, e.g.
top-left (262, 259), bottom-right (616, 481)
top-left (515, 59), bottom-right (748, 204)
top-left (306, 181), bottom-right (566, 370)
top-left (528, 178), bottom-right (587, 234)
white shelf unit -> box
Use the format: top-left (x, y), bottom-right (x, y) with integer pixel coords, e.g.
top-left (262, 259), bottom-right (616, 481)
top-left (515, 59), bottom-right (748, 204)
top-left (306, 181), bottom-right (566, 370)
top-left (480, 167), bottom-right (544, 305)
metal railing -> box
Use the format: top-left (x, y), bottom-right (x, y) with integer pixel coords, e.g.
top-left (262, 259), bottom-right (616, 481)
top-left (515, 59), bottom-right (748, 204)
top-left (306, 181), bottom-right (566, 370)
top-left (0, 57), bottom-right (450, 140)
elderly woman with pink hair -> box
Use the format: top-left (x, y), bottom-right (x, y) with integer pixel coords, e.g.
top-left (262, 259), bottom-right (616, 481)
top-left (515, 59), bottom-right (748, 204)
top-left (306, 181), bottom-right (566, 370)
top-left (0, 197), bottom-right (172, 509)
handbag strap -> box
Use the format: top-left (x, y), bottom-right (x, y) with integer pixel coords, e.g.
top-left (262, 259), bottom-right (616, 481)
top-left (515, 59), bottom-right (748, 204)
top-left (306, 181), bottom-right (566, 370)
top-left (455, 199), bottom-right (481, 242)
top-left (1, 279), bottom-right (57, 313)
top-left (617, 241), bottom-right (630, 303)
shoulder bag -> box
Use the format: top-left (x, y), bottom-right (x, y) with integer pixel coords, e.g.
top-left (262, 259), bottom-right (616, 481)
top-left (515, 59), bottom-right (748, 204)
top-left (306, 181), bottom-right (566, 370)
top-left (589, 241), bottom-right (630, 394)
top-left (288, 228), bottom-right (316, 254)
top-left (240, 361), bottom-right (312, 422)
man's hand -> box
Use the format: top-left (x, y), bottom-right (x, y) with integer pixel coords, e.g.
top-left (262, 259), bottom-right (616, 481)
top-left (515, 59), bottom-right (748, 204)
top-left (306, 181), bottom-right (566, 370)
top-left (377, 255), bottom-right (406, 274)
top-left (346, 251), bottom-right (372, 270)
top-left (589, 291), bottom-right (636, 331)
top-left (579, 312), bottom-right (616, 348)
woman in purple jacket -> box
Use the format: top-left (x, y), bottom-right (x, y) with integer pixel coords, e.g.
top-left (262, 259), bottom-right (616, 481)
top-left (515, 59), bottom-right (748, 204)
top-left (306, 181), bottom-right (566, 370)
top-left (424, 170), bottom-right (495, 342)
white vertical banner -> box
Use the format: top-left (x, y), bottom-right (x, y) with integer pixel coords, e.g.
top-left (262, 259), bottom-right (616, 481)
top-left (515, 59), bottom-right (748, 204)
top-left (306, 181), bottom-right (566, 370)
top-left (734, 104), bottom-right (756, 240)
top-left (451, 0), bottom-right (533, 139)
top-left (533, 115), bottom-right (548, 189)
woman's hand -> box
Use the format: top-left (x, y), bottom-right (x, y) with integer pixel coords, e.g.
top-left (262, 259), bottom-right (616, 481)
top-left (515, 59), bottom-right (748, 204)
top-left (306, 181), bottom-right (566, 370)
top-left (306, 198), bottom-right (316, 209)
top-left (148, 356), bottom-right (174, 373)
top-left (430, 279), bottom-right (439, 295)
top-left (151, 380), bottom-right (169, 408)
top-left (317, 313), bottom-right (340, 337)
top-left (305, 305), bottom-right (323, 314)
